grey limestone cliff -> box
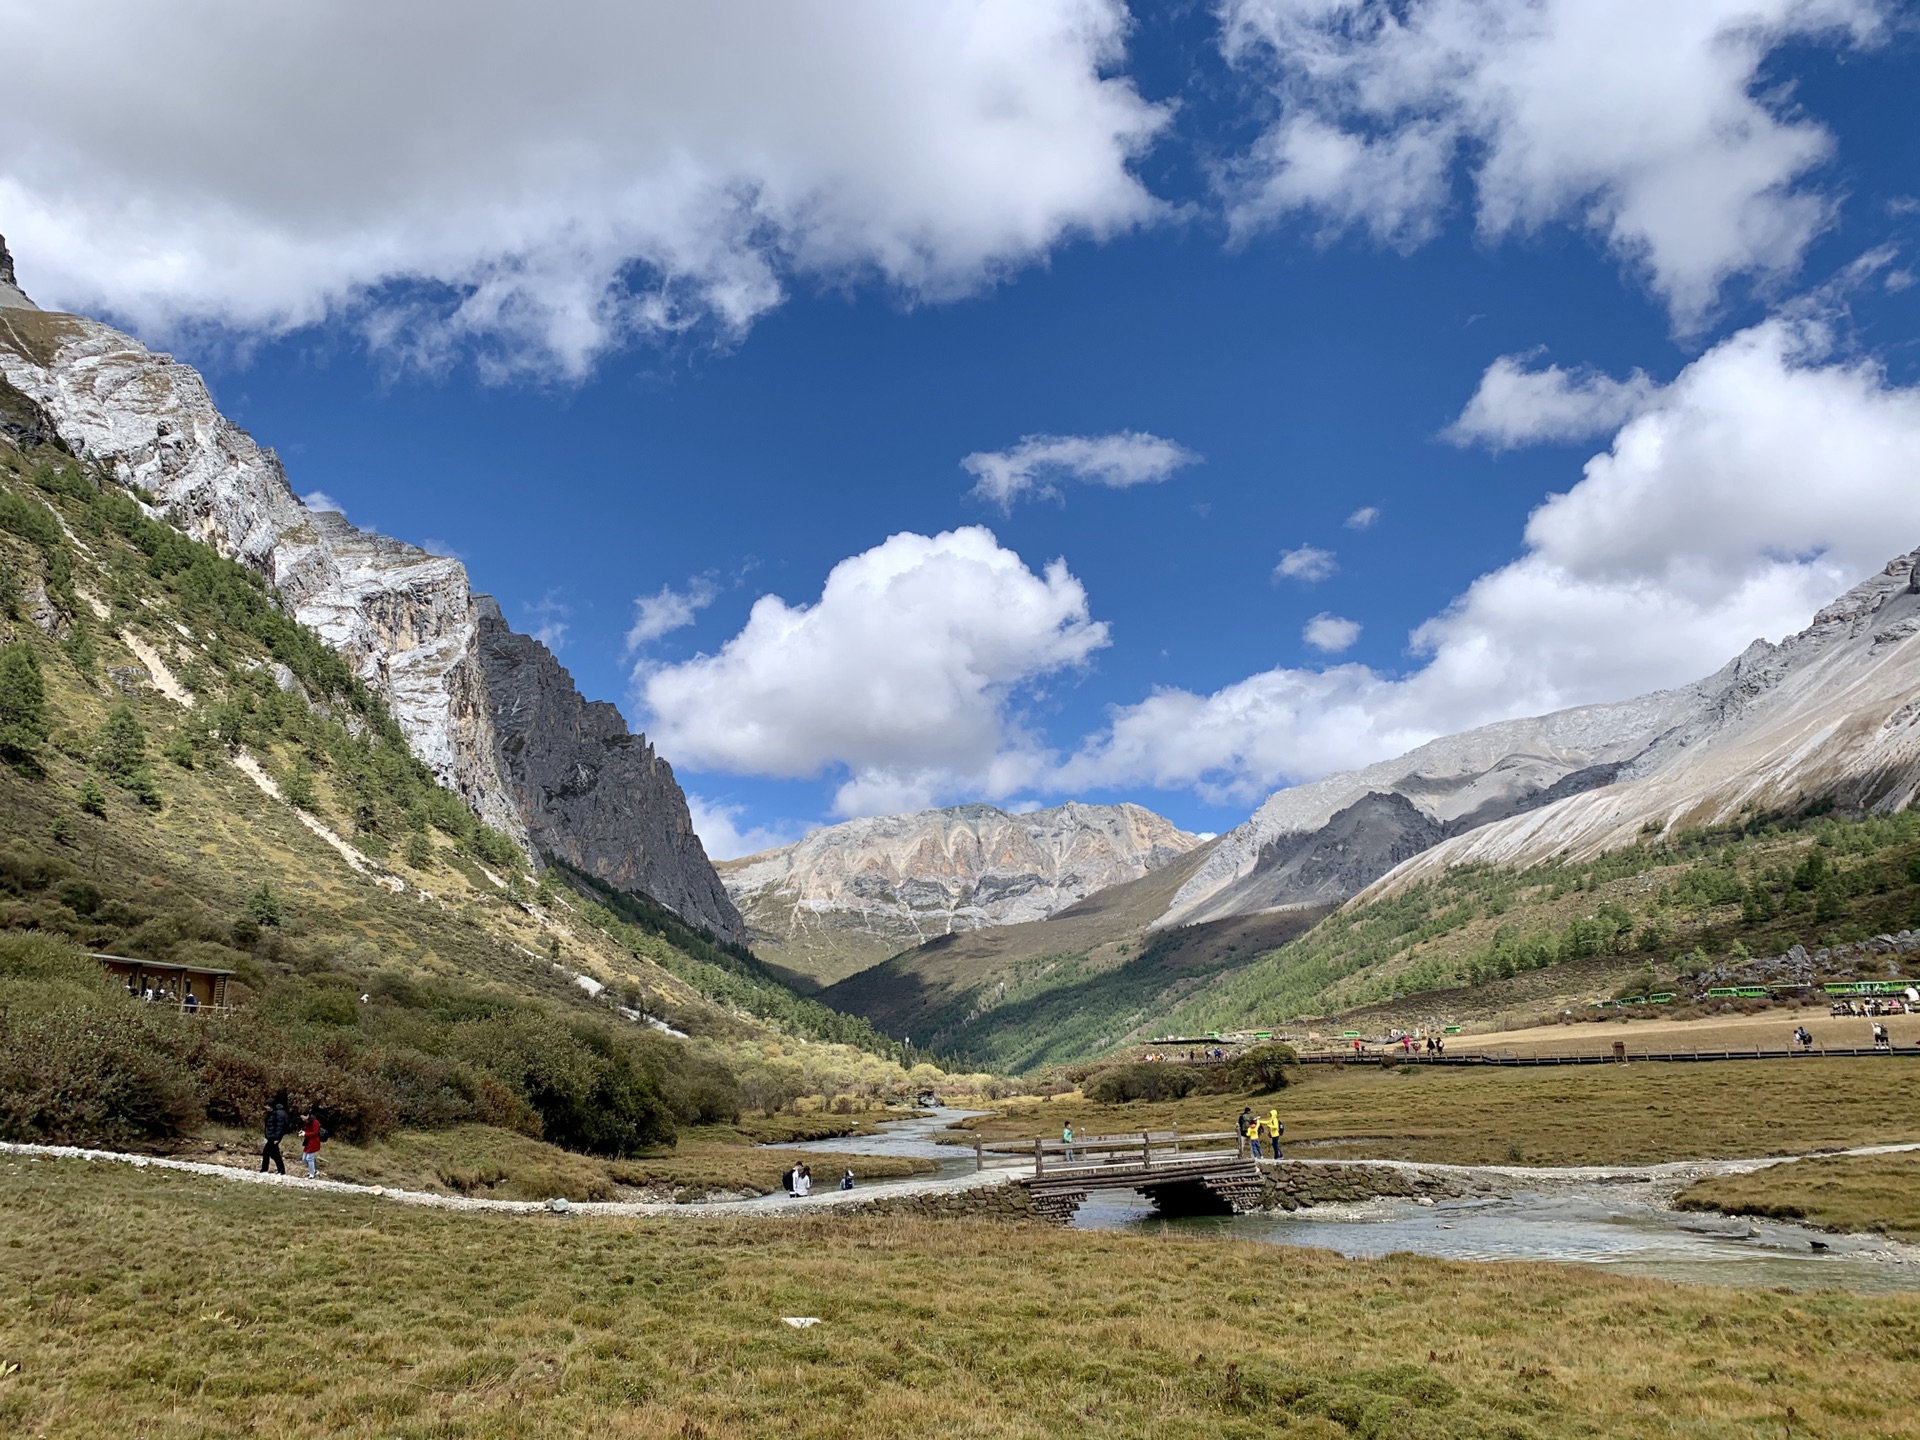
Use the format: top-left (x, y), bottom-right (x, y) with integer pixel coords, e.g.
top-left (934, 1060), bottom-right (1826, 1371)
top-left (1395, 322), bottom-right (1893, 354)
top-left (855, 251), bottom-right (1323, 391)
top-left (0, 236), bottom-right (743, 941)
top-left (474, 599), bottom-right (746, 943)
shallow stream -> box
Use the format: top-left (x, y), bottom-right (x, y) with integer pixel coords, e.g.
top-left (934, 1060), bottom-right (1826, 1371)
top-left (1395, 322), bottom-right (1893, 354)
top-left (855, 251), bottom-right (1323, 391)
top-left (1072, 1184), bottom-right (1920, 1293)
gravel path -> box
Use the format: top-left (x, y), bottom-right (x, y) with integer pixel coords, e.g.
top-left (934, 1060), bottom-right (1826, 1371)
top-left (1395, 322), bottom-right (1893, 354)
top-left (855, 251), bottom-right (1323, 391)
top-left (9, 1139), bottom-right (1917, 1221)
top-left (0, 1140), bottom-right (1032, 1217)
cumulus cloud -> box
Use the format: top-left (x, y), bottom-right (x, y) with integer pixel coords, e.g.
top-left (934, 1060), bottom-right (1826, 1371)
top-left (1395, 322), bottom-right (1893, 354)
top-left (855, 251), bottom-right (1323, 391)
top-left (1302, 613), bottom-right (1362, 652)
top-left (1274, 545), bottom-right (1337, 582)
top-left (1058, 313), bottom-right (1920, 802)
top-left (1219, 0), bottom-right (1886, 324)
top-left (0, 0), bottom-right (1166, 377)
top-left (1446, 352), bottom-right (1659, 449)
top-left (300, 490), bottom-right (344, 516)
top-left (962, 430), bottom-right (1200, 509)
top-left (1344, 506), bottom-right (1379, 529)
top-left (641, 526), bottom-right (1108, 816)
top-left (685, 794), bottom-right (808, 861)
top-left (627, 578), bottom-right (719, 651)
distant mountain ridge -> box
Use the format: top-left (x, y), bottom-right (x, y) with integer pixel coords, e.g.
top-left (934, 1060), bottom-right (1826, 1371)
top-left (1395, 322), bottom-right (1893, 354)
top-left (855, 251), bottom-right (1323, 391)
top-left (0, 236), bottom-right (745, 943)
top-left (1158, 546), bottom-right (1920, 929)
top-left (718, 801), bottom-right (1203, 985)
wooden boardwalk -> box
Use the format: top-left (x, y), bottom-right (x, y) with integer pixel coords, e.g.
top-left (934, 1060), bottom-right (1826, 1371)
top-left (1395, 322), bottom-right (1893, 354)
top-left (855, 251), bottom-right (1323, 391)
top-left (977, 1131), bottom-right (1262, 1222)
top-left (1299, 1046), bottom-right (1920, 1067)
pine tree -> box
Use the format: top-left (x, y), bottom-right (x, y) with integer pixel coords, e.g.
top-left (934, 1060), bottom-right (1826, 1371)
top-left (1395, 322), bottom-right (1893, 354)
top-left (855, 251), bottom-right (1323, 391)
top-left (94, 702), bottom-right (161, 807)
top-left (0, 639), bottom-right (47, 764)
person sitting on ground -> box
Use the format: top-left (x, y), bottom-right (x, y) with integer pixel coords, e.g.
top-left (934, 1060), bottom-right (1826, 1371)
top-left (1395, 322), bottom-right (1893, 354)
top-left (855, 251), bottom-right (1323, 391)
top-left (298, 1111), bottom-right (325, 1179)
top-left (260, 1099), bottom-right (290, 1175)
top-left (840, 1167), bottom-right (855, 1191)
top-left (783, 1163), bottom-right (798, 1196)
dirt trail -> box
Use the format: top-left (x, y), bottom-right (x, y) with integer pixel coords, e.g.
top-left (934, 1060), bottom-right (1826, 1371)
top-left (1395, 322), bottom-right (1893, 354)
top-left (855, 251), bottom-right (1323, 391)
top-left (11, 1139), bottom-right (1920, 1221)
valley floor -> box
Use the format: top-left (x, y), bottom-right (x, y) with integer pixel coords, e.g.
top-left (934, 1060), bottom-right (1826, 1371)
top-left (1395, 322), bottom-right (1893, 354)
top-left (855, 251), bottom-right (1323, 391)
top-left (7, 1155), bottom-right (1920, 1439)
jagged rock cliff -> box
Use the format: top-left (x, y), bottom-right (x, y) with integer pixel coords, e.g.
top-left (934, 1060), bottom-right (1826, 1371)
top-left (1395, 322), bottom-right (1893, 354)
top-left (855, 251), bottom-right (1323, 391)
top-left (474, 598), bottom-right (745, 943)
top-left (719, 802), bottom-right (1203, 985)
top-left (0, 236), bottom-right (744, 940)
top-left (1371, 545), bottom-right (1920, 891)
top-left (1161, 545), bottom-right (1920, 927)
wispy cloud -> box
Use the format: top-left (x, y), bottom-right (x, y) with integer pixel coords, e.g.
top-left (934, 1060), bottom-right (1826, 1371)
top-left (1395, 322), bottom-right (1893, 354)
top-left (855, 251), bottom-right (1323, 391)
top-left (627, 577), bottom-right (719, 652)
top-left (962, 430), bottom-right (1200, 510)
top-left (522, 590), bottom-right (571, 651)
top-left (1274, 544), bottom-right (1336, 583)
top-left (301, 490), bottom-right (344, 516)
top-left (1344, 505), bottom-right (1379, 530)
top-left (685, 794), bottom-right (808, 862)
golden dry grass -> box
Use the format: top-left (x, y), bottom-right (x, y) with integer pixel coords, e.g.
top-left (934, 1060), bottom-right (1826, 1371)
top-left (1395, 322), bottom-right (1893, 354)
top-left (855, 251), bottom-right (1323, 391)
top-left (6, 1156), bottom-right (1920, 1438)
top-left (960, 1058), bottom-right (1920, 1166)
top-left (1678, 1151), bottom-right (1920, 1242)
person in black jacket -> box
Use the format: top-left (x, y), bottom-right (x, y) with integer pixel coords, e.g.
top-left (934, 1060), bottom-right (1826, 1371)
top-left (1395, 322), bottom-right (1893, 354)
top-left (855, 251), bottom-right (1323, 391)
top-left (261, 1099), bottom-right (290, 1174)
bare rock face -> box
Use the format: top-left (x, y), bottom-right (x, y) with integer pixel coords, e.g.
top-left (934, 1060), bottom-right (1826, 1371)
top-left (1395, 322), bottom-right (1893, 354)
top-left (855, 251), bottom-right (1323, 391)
top-left (1164, 545), bottom-right (1920, 925)
top-left (0, 304), bottom-right (528, 843)
top-left (719, 802), bottom-right (1203, 983)
top-left (0, 234), bottom-right (37, 311)
top-left (0, 276), bottom-right (746, 940)
top-left (473, 598), bottom-right (746, 944)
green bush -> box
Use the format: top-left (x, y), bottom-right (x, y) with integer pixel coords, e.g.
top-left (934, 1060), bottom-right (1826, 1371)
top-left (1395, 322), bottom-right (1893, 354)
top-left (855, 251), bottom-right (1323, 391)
top-left (1211, 1043), bottom-right (1298, 1095)
top-left (1083, 1063), bottom-right (1199, 1104)
top-left (0, 1006), bottom-right (202, 1144)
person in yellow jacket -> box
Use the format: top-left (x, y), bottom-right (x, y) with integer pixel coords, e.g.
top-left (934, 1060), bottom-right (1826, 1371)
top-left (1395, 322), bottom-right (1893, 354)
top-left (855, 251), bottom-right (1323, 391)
top-left (1265, 1109), bottom-right (1284, 1160)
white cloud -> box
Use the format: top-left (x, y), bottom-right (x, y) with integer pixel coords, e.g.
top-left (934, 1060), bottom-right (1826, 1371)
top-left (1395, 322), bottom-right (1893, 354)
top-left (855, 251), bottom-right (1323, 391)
top-left (1344, 505), bottom-right (1379, 529)
top-left (1302, 613), bottom-right (1362, 652)
top-left (1446, 352), bottom-right (1660, 449)
top-left (1219, 0), bottom-right (1886, 325)
top-left (523, 591), bottom-right (571, 651)
top-left (627, 578), bottom-right (719, 651)
top-left (642, 526), bottom-right (1108, 816)
top-left (0, 0), bottom-right (1166, 378)
top-left (685, 794), bottom-right (807, 861)
top-left (1274, 544), bottom-right (1337, 582)
top-left (1059, 313), bottom-right (1920, 802)
top-left (301, 490), bottom-right (344, 516)
top-left (962, 430), bottom-right (1200, 509)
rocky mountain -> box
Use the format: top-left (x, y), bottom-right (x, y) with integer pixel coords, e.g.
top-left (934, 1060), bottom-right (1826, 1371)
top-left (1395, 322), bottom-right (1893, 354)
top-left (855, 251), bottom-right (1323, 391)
top-left (1158, 546), bottom-right (1920, 929)
top-left (0, 236), bottom-right (745, 944)
top-left (1372, 546), bottom-right (1920, 890)
top-left (718, 802), bottom-right (1203, 985)
top-left (474, 598), bottom-right (741, 939)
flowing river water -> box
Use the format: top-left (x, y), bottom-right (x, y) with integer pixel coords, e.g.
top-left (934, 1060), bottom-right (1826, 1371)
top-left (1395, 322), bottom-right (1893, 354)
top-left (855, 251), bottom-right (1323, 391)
top-left (786, 1115), bottom-right (1920, 1292)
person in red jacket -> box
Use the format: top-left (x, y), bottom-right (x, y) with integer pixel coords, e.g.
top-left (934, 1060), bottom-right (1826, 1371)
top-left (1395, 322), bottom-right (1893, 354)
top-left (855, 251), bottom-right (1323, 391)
top-left (298, 1111), bottom-right (325, 1179)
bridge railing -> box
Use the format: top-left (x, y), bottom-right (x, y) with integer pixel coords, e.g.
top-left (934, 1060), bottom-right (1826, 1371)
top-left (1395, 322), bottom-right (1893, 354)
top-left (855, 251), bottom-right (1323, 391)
top-left (973, 1129), bottom-right (1243, 1177)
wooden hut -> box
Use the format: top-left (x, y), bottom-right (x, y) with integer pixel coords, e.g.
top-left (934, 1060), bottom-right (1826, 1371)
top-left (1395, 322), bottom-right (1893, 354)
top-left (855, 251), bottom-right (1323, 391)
top-left (92, 953), bottom-right (236, 1014)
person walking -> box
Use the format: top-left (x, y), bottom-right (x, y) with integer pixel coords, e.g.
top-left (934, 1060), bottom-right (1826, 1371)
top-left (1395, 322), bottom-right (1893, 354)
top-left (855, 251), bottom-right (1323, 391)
top-left (298, 1111), bottom-right (325, 1180)
top-left (260, 1099), bottom-right (289, 1175)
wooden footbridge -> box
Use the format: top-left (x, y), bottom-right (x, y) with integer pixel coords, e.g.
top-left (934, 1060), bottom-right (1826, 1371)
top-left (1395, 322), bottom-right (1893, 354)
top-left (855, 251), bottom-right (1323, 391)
top-left (976, 1130), bottom-right (1261, 1223)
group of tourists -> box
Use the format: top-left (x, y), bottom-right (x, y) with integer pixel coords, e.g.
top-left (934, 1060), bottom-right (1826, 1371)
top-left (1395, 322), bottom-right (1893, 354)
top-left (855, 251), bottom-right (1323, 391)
top-left (128, 979), bottom-right (201, 1010)
top-left (260, 1099), bottom-right (326, 1179)
top-left (1237, 1107), bottom-right (1284, 1160)
top-left (782, 1162), bottom-right (857, 1197)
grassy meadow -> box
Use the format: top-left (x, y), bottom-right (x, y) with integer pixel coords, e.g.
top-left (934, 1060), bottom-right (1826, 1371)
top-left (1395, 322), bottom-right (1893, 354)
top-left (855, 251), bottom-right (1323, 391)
top-left (1677, 1151), bottom-right (1920, 1242)
top-left (7, 1156), bottom-right (1920, 1439)
top-left (959, 1057), bottom-right (1920, 1166)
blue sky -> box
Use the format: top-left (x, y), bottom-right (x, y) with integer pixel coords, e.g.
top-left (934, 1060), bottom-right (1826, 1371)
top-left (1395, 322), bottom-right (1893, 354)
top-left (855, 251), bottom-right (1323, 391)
top-left (6, 1), bottom-right (1920, 855)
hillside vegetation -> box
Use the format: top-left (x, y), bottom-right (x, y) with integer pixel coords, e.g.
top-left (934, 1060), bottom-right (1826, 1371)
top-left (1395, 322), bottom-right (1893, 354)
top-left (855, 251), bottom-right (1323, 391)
top-left (0, 436), bottom-right (955, 1183)
top-left (1161, 809), bottom-right (1920, 1037)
